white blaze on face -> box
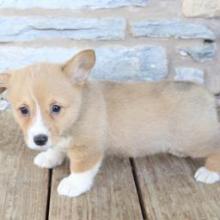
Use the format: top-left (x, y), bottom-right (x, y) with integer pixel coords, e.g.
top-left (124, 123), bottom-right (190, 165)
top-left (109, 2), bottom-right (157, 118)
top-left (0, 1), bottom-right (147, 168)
top-left (27, 101), bottom-right (51, 150)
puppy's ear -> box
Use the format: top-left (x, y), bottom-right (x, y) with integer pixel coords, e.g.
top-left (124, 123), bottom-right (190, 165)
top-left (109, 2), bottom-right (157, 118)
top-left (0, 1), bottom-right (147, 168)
top-left (0, 73), bottom-right (10, 93)
top-left (63, 49), bottom-right (96, 85)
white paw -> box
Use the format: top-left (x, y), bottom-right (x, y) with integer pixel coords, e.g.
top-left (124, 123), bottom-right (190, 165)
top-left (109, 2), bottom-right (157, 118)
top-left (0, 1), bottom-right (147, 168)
top-left (57, 161), bottom-right (101, 197)
top-left (194, 167), bottom-right (220, 184)
top-left (34, 149), bottom-right (65, 168)
top-left (57, 174), bottom-right (92, 197)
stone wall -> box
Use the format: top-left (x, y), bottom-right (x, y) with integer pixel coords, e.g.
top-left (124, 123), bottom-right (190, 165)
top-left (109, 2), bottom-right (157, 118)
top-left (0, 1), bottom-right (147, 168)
top-left (0, 0), bottom-right (219, 93)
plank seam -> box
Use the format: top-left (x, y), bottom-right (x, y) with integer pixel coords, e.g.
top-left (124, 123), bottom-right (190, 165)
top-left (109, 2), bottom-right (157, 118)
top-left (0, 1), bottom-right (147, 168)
top-left (129, 158), bottom-right (147, 220)
top-left (45, 169), bottom-right (53, 220)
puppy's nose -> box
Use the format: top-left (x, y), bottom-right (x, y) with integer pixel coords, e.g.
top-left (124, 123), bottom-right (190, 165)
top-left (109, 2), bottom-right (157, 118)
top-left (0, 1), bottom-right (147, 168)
top-left (33, 134), bottom-right (48, 146)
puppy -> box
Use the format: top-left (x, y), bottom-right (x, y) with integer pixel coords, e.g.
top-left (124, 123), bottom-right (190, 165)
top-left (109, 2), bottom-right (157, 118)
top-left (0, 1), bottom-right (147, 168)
top-left (0, 49), bottom-right (220, 197)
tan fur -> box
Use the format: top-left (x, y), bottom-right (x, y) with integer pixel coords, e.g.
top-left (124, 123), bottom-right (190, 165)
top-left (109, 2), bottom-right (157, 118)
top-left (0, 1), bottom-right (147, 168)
top-left (68, 146), bottom-right (103, 173)
top-left (1, 50), bottom-right (220, 174)
top-left (205, 153), bottom-right (220, 172)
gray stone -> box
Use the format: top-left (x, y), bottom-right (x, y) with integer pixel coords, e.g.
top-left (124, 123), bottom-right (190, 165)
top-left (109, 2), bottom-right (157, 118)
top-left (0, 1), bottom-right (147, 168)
top-left (0, 17), bottom-right (126, 42)
top-left (92, 46), bottom-right (167, 81)
top-left (131, 20), bottom-right (215, 40)
top-left (175, 67), bottom-right (204, 84)
top-left (182, 0), bottom-right (220, 18)
top-left (0, 0), bottom-right (147, 9)
top-left (179, 44), bottom-right (216, 62)
top-left (0, 46), bottom-right (167, 81)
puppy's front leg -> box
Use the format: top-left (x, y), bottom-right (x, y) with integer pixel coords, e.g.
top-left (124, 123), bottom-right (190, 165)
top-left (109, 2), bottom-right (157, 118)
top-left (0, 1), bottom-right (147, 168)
top-left (34, 148), bottom-right (66, 169)
top-left (57, 146), bottom-right (103, 197)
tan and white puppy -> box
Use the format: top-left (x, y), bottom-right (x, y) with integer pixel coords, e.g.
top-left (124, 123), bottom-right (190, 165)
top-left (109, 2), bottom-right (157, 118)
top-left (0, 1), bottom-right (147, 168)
top-left (1, 49), bottom-right (220, 197)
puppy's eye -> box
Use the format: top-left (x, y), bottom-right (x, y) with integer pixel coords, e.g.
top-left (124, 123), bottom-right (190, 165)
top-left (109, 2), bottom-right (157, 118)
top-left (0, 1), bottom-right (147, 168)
top-left (51, 104), bottom-right (61, 114)
top-left (19, 106), bottom-right (29, 116)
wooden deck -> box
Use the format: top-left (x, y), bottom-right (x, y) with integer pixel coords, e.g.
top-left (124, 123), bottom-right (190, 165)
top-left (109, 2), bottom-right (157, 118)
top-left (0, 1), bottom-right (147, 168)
top-left (1, 110), bottom-right (220, 220)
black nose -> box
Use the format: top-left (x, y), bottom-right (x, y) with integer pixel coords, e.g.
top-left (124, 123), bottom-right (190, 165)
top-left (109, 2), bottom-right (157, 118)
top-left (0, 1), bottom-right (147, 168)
top-left (34, 134), bottom-right (48, 146)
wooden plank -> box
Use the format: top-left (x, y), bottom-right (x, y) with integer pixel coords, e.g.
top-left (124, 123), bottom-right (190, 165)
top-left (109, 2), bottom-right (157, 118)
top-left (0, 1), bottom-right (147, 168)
top-left (49, 157), bottom-right (143, 220)
top-left (134, 155), bottom-right (220, 220)
top-left (0, 111), bottom-right (49, 220)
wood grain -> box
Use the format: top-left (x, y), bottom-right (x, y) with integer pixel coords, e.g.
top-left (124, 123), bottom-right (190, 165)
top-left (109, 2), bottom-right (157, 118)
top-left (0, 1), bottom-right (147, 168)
top-left (0, 111), bottom-right (49, 220)
top-left (2, 109), bottom-right (220, 220)
top-left (134, 155), bottom-right (220, 220)
top-left (49, 157), bottom-right (143, 220)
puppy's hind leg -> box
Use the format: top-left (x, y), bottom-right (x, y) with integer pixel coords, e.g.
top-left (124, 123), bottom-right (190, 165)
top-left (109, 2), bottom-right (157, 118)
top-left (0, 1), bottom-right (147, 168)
top-left (194, 153), bottom-right (220, 184)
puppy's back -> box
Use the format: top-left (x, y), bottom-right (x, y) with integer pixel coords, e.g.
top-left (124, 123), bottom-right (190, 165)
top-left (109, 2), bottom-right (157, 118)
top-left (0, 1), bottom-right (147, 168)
top-left (100, 81), bottom-right (219, 158)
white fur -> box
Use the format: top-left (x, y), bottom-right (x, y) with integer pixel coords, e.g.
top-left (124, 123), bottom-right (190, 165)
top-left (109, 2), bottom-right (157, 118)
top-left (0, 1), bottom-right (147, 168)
top-left (27, 101), bottom-right (51, 150)
top-left (34, 148), bottom-right (65, 168)
top-left (57, 161), bottom-right (101, 197)
top-left (194, 166), bottom-right (220, 184)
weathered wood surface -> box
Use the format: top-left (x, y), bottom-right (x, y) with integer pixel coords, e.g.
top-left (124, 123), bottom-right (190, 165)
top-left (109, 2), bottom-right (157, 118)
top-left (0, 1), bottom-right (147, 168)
top-left (0, 111), bottom-right (49, 220)
top-left (134, 155), bottom-right (220, 220)
top-left (1, 110), bottom-right (220, 220)
top-left (49, 157), bottom-right (143, 220)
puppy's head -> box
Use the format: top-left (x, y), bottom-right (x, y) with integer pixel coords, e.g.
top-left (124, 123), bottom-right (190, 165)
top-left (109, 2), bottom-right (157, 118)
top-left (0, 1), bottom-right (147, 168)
top-left (0, 49), bottom-right (95, 150)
